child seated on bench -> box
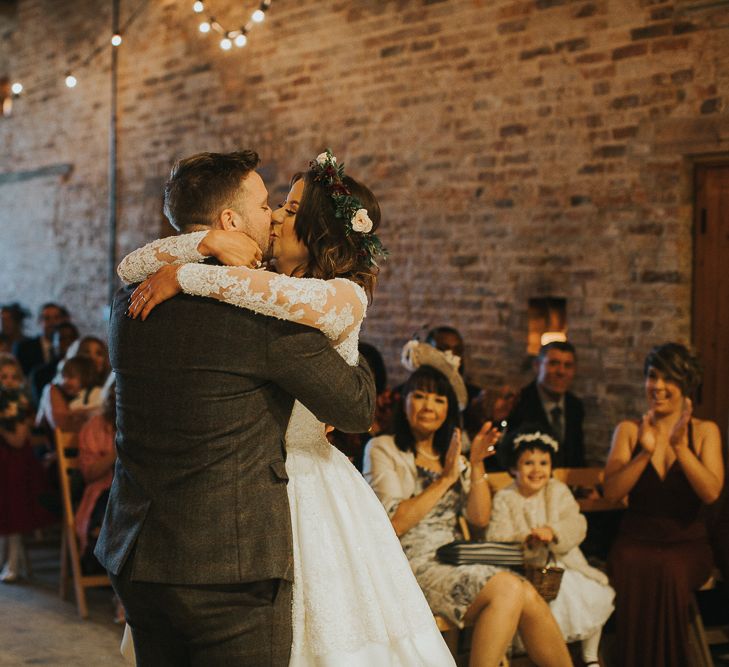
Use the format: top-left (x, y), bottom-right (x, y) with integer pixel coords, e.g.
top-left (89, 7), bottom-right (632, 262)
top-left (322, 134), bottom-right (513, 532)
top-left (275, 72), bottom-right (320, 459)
top-left (487, 427), bottom-right (615, 666)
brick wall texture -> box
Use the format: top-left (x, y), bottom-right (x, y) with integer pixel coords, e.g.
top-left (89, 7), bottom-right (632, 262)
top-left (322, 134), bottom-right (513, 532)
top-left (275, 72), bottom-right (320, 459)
top-left (2, 0), bottom-right (729, 461)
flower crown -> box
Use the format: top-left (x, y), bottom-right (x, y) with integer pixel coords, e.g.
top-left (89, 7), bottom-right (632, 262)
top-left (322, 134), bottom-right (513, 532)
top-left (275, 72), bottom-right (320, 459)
top-left (309, 149), bottom-right (388, 268)
top-left (512, 431), bottom-right (560, 453)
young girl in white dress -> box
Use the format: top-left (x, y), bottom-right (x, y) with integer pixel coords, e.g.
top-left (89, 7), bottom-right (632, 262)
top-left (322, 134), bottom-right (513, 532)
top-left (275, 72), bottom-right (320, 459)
top-left (119, 151), bottom-right (455, 666)
top-left (486, 429), bottom-right (615, 666)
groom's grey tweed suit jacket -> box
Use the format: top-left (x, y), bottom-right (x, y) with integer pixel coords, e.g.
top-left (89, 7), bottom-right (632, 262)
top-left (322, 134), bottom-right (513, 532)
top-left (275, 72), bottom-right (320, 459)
top-left (96, 285), bottom-right (375, 585)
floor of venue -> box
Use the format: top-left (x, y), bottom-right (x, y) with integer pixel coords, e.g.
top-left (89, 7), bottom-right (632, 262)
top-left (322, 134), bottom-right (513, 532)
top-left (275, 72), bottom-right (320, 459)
top-left (1, 533), bottom-right (727, 666)
top-left (0, 533), bottom-right (125, 666)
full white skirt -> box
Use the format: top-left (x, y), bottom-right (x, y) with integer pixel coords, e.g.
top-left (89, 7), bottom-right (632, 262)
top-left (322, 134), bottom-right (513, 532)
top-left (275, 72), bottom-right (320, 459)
top-left (549, 568), bottom-right (615, 643)
top-left (286, 441), bottom-right (454, 666)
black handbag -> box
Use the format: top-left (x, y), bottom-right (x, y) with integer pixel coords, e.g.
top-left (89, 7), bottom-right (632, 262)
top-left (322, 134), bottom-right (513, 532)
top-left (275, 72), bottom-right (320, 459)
top-left (436, 540), bottom-right (524, 566)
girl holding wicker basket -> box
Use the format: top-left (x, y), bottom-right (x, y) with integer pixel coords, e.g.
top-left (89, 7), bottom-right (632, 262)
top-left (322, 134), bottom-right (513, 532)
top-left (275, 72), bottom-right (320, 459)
top-left (487, 427), bottom-right (614, 666)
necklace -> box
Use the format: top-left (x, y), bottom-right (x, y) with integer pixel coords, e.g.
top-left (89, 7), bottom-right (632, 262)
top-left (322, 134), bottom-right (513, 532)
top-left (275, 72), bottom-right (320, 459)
top-left (415, 447), bottom-right (440, 461)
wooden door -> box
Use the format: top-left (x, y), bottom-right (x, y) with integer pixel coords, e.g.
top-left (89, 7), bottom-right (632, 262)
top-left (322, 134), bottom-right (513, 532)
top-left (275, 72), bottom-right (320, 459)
top-left (693, 165), bottom-right (729, 439)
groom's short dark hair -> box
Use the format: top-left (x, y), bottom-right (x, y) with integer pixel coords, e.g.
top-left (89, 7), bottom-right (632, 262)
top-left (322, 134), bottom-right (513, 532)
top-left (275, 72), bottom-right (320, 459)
top-left (164, 151), bottom-right (260, 232)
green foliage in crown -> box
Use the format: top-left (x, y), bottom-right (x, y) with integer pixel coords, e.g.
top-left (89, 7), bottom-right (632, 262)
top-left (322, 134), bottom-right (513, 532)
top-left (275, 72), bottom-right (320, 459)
top-left (309, 149), bottom-right (389, 268)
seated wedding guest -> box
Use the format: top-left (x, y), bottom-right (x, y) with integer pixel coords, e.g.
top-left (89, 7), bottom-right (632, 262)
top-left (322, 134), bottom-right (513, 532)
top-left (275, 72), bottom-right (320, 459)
top-left (425, 325), bottom-right (483, 418)
top-left (66, 335), bottom-right (111, 387)
top-left (474, 384), bottom-right (516, 432)
top-left (328, 341), bottom-right (393, 470)
top-left (604, 343), bottom-right (724, 667)
top-left (1, 302), bottom-right (30, 353)
top-left (75, 374), bottom-right (116, 571)
top-left (29, 322), bottom-right (79, 408)
top-left (364, 345), bottom-right (572, 667)
top-left (500, 341), bottom-right (585, 469)
top-left (0, 354), bottom-right (54, 582)
top-left (13, 302), bottom-right (70, 376)
top-left (35, 355), bottom-right (102, 435)
top-left (487, 426), bottom-right (614, 666)
top-left (424, 326), bottom-right (517, 455)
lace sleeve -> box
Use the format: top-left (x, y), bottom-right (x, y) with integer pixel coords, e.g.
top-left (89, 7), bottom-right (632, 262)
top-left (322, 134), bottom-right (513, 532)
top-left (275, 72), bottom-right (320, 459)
top-left (176, 263), bottom-right (367, 341)
top-left (117, 231), bottom-right (209, 284)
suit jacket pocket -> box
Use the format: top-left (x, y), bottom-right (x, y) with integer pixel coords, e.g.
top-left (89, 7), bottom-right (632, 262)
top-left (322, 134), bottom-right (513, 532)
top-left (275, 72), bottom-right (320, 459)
top-left (269, 459), bottom-right (289, 481)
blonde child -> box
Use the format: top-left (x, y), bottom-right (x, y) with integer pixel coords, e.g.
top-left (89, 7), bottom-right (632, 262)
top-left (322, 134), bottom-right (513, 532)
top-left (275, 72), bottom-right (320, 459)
top-left (0, 354), bottom-right (53, 581)
top-left (487, 428), bottom-right (614, 666)
top-left (36, 355), bottom-right (101, 434)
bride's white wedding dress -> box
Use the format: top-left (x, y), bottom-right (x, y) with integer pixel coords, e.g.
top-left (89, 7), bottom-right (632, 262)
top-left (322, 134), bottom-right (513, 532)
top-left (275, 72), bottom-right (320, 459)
top-left (118, 232), bottom-right (455, 666)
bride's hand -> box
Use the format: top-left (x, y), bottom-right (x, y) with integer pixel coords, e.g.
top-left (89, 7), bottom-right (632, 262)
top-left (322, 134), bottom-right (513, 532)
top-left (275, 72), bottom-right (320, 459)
top-left (199, 230), bottom-right (263, 268)
top-left (128, 265), bottom-right (181, 321)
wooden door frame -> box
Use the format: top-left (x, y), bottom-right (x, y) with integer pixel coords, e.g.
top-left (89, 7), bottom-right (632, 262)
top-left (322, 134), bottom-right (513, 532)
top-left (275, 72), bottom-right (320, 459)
top-left (691, 159), bottom-right (729, 439)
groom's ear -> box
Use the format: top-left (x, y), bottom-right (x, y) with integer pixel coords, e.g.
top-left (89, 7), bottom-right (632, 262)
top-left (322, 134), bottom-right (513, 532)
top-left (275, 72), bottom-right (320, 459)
top-left (219, 208), bottom-right (242, 231)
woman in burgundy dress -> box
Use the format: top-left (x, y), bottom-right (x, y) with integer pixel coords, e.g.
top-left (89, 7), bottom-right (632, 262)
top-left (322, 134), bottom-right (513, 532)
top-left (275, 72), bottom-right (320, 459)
top-left (604, 343), bottom-right (724, 667)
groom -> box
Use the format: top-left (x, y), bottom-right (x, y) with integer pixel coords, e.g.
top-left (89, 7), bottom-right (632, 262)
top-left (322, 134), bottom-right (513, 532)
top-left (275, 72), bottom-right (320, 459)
top-left (96, 151), bottom-right (376, 666)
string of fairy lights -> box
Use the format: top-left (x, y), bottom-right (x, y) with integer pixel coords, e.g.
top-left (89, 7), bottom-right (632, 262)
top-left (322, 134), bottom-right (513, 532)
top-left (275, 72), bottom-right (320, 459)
top-left (195, 0), bottom-right (273, 50)
top-left (8, 1), bottom-right (273, 98)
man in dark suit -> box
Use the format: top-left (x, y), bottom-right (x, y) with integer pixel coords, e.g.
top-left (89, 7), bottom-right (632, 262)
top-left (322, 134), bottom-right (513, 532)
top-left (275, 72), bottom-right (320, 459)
top-left (501, 341), bottom-right (585, 468)
top-left (95, 151), bottom-right (376, 666)
top-left (28, 321), bottom-right (79, 407)
top-left (13, 302), bottom-right (70, 376)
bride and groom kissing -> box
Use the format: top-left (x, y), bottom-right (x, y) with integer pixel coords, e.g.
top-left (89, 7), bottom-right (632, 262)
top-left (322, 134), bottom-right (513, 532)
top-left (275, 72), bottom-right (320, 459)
top-left (96, 150), bottom-right (456, 665)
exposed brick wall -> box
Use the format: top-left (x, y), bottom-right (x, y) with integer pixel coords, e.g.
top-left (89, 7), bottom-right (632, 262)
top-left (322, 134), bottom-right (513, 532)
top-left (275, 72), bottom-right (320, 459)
top-left (2, 0), bottom-right (729, 461)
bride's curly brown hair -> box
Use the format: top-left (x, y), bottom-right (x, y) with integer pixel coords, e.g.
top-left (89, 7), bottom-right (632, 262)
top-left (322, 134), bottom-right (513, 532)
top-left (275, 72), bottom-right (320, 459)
top-left (291, 170), bottom-right (381, 301)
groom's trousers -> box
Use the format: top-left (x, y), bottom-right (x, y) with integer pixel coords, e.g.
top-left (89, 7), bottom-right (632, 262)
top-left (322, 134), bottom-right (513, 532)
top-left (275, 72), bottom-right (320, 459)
top-left (110, 551), bottom-right (293, 667)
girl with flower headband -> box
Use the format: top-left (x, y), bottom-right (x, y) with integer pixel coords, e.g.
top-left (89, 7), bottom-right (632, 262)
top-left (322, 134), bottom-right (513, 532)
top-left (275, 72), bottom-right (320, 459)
top-left (487, 426), bottom-right (615, 666)
top-left (117, 152), bottom-right (455, 665)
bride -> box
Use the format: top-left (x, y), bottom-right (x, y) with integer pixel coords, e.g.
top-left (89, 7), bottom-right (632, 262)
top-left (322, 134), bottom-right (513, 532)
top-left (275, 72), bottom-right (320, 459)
top-left (119, 151), bottom-right (456, 666)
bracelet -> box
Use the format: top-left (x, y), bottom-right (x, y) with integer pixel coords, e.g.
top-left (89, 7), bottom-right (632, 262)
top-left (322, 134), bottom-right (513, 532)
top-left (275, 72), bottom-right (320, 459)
top-left (472, 473), bottom-right (489, 485)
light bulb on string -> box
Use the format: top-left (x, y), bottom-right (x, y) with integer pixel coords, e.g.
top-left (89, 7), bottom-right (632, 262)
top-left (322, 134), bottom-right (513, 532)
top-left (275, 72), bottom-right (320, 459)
top-left (220, 36), bottom-right (232, 50)
top-left (235, 33), bottom-right (247, 47)
top-left (11, 82), bottom-right (23, 95)
top-left (65, 73), bottom-right (78, 88)
top-left (199, 20), bottom-right (211, 33)
top-left (251, 9), bottom-right (265, 23)
top-left (111, 33), bottom-right (122, 46)
top-left (193, 1), bottom-right (204, 12)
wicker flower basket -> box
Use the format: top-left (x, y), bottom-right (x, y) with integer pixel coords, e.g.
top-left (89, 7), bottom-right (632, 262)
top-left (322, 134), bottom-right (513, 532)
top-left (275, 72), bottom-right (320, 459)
top-left (524, 554), bottom-right (564, 602)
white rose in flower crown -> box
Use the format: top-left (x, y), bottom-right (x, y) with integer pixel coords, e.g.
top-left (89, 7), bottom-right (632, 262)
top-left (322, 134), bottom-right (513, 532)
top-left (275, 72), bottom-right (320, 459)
top-left (351, 208), bottom-right (373, 233)
top-left (316, 152), bottom-right (336, 165)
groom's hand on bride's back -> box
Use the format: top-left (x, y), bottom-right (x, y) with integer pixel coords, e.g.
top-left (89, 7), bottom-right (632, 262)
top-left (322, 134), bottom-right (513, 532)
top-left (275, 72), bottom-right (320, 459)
top-left (199, 230), bottom-right (263, 268)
